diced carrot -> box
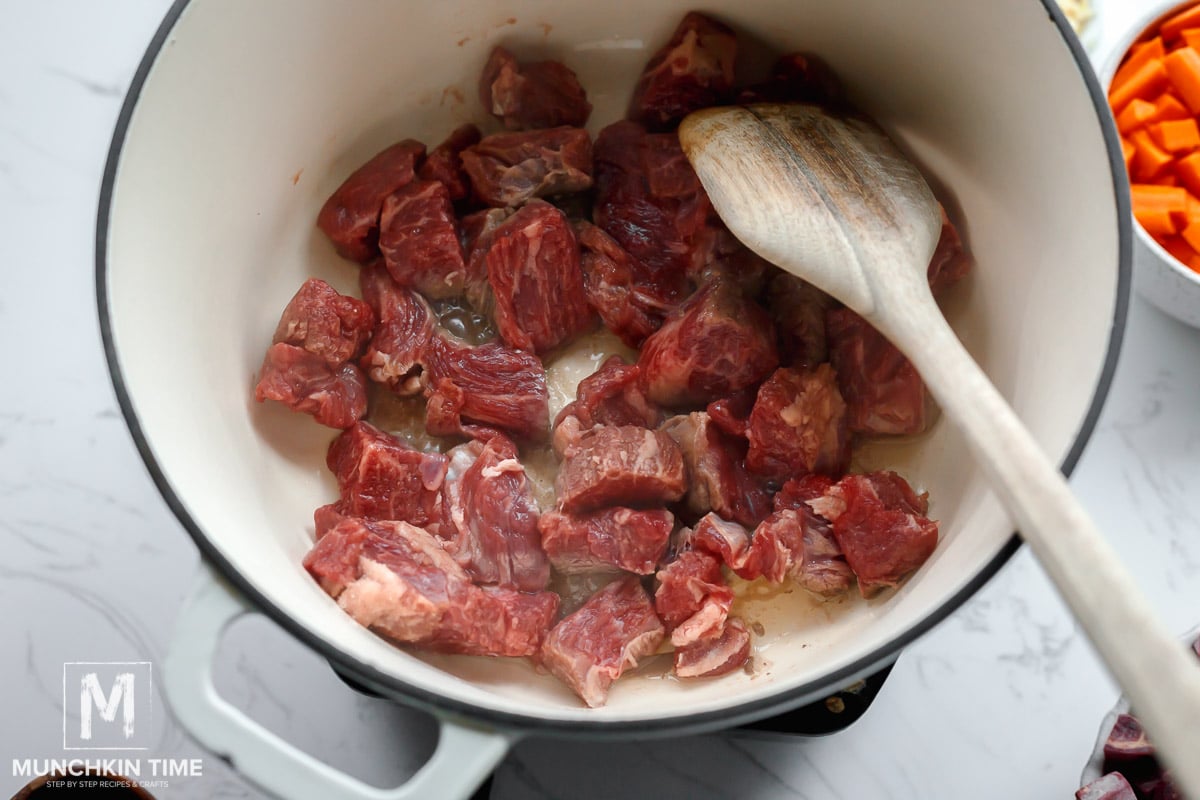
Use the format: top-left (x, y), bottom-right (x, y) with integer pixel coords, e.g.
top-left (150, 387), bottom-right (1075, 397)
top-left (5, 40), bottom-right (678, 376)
top-left (1137, 207), bottom-right (1179, 236)
top-left (1158, 173), bottom-right (1182, 186)
top-left (1117, 98), bottom-right (1158, 134)
top-left (1122, 137), bottom-right (1136, 171)
top-left (1110, 58), bottom-right (1169, 113)
top-left (1161, 4), bottom-right (1200, 41)
top-left (1182, 220), bottom-right (1200, 251)
top-left (1161, 235), bottom-right (1199, 264)
top-left (1185, 191), bottom-right (1200, 222)
top-left (1176, 150), bottom-right (1200, 194)
top-left (1164, 47), bottom-right (1200, 113)
top-left (1132, 184), bottom-right (1187, 238)
top-left (1113, 37), bottom-right (1166, 88)
top-left (1183, 28), bottom-right (1200, 50)
top-left (1151, 93), bottom-right (1190, 121)
top-left (1152, 117), bottom-right (1200, 152)
top-left (1188, 255), bottom-right (1200, 273)
top-left (1131, 129), bottom-right (1176, 179)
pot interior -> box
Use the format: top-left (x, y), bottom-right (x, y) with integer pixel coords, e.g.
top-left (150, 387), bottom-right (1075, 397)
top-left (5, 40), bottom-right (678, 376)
top-left (102, 0), bottom-right (1124, 726)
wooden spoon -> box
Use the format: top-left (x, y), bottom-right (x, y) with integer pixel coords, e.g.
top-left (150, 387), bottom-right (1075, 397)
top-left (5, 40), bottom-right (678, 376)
top-left (679, 103), bottom-right (1200, 794)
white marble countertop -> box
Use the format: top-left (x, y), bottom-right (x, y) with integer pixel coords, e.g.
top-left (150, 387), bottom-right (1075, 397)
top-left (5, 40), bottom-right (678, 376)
top-left (3, 1), bottom-right (1199, 798)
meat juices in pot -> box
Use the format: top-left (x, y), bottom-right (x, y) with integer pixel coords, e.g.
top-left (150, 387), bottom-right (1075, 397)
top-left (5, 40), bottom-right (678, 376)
top-left (252, 12), bottom-right (971, 707)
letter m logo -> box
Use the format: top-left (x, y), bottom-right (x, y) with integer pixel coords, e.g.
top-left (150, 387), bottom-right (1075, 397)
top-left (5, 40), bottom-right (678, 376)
top-left (63, 662), bottom-right (153, 750)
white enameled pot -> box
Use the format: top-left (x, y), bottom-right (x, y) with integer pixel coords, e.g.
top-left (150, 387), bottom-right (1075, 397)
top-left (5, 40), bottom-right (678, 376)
top-left (97, 1), bottom-right (1130, 798)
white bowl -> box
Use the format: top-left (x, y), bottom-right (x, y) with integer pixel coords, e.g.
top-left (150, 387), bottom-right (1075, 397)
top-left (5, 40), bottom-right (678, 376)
top-left (99, 0), bottom-right (1128, 736)
top-left (1097, 0), bottom-right (1200, 327)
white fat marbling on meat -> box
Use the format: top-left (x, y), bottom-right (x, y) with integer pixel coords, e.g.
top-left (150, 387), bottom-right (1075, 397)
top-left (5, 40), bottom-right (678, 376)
top-left (338, 557), bottom-right (439, 641)
top-left (481, 457), bottom-right (524, 478)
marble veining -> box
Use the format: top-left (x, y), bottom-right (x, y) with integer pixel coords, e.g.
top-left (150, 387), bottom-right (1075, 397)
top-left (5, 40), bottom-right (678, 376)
top-left (2, 0), bottom-right (1200, 798)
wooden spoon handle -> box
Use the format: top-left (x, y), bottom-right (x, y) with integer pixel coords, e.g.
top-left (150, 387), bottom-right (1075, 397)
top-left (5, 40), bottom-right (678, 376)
top-left (894, 301), bottom-right (1200, 793)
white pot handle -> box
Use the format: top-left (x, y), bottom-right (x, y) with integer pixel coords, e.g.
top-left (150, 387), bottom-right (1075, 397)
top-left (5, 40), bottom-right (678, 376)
top-left (164, 563), bottom-right (517, 800)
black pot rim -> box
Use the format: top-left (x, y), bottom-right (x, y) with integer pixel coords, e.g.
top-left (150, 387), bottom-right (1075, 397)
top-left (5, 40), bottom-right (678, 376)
top-left (95, 0), bottom-right (1131, 738)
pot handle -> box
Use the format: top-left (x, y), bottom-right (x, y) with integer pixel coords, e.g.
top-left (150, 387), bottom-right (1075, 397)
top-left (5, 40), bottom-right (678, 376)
top-left (164, 563), bottom-right (516, 800)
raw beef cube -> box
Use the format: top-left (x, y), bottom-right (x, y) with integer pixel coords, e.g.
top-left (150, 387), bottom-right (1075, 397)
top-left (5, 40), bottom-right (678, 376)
top-left (927, 205), bottom-right (972, 295)
top-left (378, 179), bottom-right (466, 300)
top-left (1075, 773), bottom-right (1137, 800)
top-left (317, 139), bottom-right (426, 262)
top-left (313, 503), bottom-right (348, 540)
top-left (555, 425), bottom-right (686, 513)
top-left (326, 421), bottom-right (449, 530)
top-left (660, 412), bottom-right (771, 528)
top-left (461, 127), bottom-right (593, 208)
top-left (484, 200), bottom-right (594, 353)
top-left (628, 12), bottom-right (737, 130)
top-left (687, 513), bottom-right (750, 567)
top-left (358, 262), bottom-right (436, 395)
top-left (638, 278), bottom-right (778, 407)
top-left (304, 518), bottom-right (558, 657)
top-left (576, 220), bottom-right (677, 348)
top-left (460, 206), bottom-right (514, 312)
top-left (674, 617), bottom-right (751, 678)
top-left (540, 576), bottom-right (665, 707)
top-left (424, 334), bottom-right (550, 441)
top-left (773, 474), bottom-right (836, 512)
top-left (271, 278), bottom-right (375, 365)
top-left (552, 355), bottom-right (662, 454)
top-left (705, 390), bottom-right (754, 439)
top-left (538, 507), bottom-right (674, 575)
top-left (758, 510), bottom-right (853, 595)
top-left (745, 365), bottom-right (850, 481)
top-left (439, 436), bottom-right (549, 591)
top-left (654, 548), bottom-right (733, 646)
top-left (1104, 714), bottom-right (1155, 761)
top-left (254, 343), bottom-right (367, 429)
top-left (827, 307), bottom-right (928, 436)
top-left (592, 121), bottom-right (711, 300)
top-left (814, 471), bottom-right (938, 597)
top-left (480, 46), bottom-right (592, 130)
top-left (417, 123), bottom-right (481, 201)
top-left (768, 273), bottom-right (836, 368)
top-left (736, 52), bottom-right (844, 106)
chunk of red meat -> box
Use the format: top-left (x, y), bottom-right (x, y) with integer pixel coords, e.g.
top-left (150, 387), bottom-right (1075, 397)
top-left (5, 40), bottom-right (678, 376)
top-left (358, 262), bottom-right (435, 395)
top-left (540, 576), bottom-right (665, 707)
top-left (813, 471), bottom-right (938, 597)
top-left (638, 278), bottom-right (778, 407)
top-left (254, 343), bottom-right (367, 429)
top-left (552, 355), bottom-right (662, 454)
top-left (746, 365), bottom-right (850, 480)
top-left (480, 46), bottom-right (592, 130)
top-left (654, 548), bottom-right (733, 647)
top-left (313, 503), bottom-right (348, 540)
top-left (686, 513), bottom-right (750, 566)
top-left (576, 220), bottom-right (678, 348)
top-left (1104, 713), bottom-right (1155, 761)
top-left (592, 121), bottom-right (711, 302)
top-left (460, 207), bottom-right (513, 312)
top-left (304, 517), bottom-right (558, 657)
top-left (317, 139), bottom-right (426, 262)
top-left (423, 334), bottom-right (550, 441)
top-left (1075, 772), bottom-right (1137, 800)
top-left (773, 473), bottom-right (836, 512)
top-left (628, 12), bottom-right (737, 130)
top-left (674, 617), bottom-right (751, 678)
top-left (928, 205), bottom-right (972, 295)
top-left (768, 273), bottom-right (837, 368)
top-left (827, 307), bottom-right (928, 436)
top-left (539, 507), bottom-right (674, 575)
top-left (271, 278), bottom-right (375, 365)
top-left (417, 124), bottom-right (481, 202)
top-left (660, 412), bottom-right (771, 528)
top-left (484, 200), bottom-right (593, 353)
top-left (706, 390), bottom-right (754, 439)
top-left (462, 127), bottom-right (593, 208)
top-left (555, 425), bottom-right (686, 513)
top-left (378, 179), bottom-right (466, 300)
top-left (326, 421), bottom-right (449, 530)
top-left (439, 436), bottom-right (548, 591)
top-left (736, 52), bottom-right (844, 106)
